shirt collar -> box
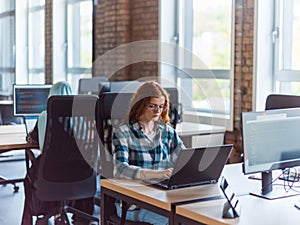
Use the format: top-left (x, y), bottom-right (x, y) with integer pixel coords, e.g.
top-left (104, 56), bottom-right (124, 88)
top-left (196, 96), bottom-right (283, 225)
top-left (131, 121), bottom-right (164, 132)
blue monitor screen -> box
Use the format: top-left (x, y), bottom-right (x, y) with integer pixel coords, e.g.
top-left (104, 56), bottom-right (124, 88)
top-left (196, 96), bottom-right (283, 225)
top-left (13, 84), bottom-right (52, 116)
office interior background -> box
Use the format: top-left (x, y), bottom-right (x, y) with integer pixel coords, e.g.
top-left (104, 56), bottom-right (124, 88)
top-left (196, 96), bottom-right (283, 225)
top-left (0, 0), bottom-right (299, 162)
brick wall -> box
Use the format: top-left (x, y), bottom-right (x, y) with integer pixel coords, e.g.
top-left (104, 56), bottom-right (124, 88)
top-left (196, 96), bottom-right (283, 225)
top-left (93, 0), bottom-right (158, 81)
top-left (45, 0), bottom-right (52, 84)
top-left (225, 0), bottom-right (254, 163)
top-left (45, 0), bottom-right (255, 163)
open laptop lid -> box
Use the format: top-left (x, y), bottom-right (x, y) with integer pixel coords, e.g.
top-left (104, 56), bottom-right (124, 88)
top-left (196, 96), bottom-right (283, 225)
top-left (166, 144), bottom-right (233, 189)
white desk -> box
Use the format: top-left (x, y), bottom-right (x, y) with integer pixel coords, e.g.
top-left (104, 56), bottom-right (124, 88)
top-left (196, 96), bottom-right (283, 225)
top-left (0, 124), bottom-right (38, 192)
top-left (175, 164), bottom-right (300, 225)
top-left (175, 193), bottom-right (300, 225)
top-left (176, 122), bottom-right (225, 148)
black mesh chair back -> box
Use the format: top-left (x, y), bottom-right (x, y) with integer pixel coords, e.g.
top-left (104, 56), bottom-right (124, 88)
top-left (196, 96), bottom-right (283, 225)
top-left (164, 87), bottom-right (181, 129)
top-left (98, 92), bottom-right (151, 225)
top-left (265, 94), bottom-right (300, 110)
top-left (98, 92), bottom-right (134, 179)
top-left (78, 77), bottom-right (110, 95)
top-left (37, 95), bottom-right (99, 224)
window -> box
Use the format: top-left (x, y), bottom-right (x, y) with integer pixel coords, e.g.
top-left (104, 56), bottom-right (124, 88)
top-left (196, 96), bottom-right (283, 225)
top-left (66, 0), bottom-right (92, 92)
top-left (168, 0), bottom-right (234, 130)
top-left (0, 0), bottom-right (15, 98)
top-left (28, 0), bottom-right (45, 84)
top-left (274, 0), bottom-right (300, 93)
top-left (256, 0), bottom-right (300, 110)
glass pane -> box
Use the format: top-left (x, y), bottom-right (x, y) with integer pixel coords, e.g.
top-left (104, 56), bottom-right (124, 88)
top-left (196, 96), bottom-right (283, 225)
top-left (28, 9), bottom-right (45, 69)
top-left (0, 16), bottom-right (15, 68)
top-left (29, 0), bottom-right (45, 8)
top-left (0, 73), bottom-right (14, 97)
top-left (281, 0), bottom-right (300, 70)
top-left (192, 0), bottom-right (232, 70)
top-left (291, 1), bottom-right (300, 69)
top-left (29, 73), bottom-right (45, 84)
top-left (0, 0), bottom-right (15, 13)
top-left (192, 78), bottom-right (230, 114)
top-left (67, 1), bottom-right (92, 68)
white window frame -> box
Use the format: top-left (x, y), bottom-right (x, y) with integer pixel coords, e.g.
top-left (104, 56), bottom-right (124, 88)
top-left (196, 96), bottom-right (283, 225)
top-left (0, 0), bottom-right (15, 97)
top-left (53, 0), bottom-right (92, 92)
top-left (27, 0), bottom-right (45, 84)
top-left (66, 0), bottom-right (92, 93)
top-left (160, 0), bottom-right (235, 131)
top-left (255, 0), bottom-right (300, 111)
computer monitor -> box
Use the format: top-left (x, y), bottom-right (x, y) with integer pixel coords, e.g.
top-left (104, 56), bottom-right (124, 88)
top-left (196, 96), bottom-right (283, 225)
top-left (242, 107), bottom-right (300, 199)
top-left (13, 84), bottom-right (52, 117)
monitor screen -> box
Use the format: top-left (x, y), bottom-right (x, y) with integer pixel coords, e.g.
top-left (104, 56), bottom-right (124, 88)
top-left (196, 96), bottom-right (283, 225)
top-left (13, 84), bottom-right (52, 116)
top-left (242, 107), bottom-right (300, 199)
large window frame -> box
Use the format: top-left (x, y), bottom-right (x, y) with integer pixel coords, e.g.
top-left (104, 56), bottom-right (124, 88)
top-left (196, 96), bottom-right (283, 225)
top-left (27, 0), bottom-right (45, 84)
top-left (66, 0), bottom-right (93, 92)
top-left (274, 0), bottom-right (300, 91)
top-left (0, 0), bottom-right (15, 98)
top-left (255, 0), bottom-right (300, 111)
top-left (160, 0), bottom-right (235, 130)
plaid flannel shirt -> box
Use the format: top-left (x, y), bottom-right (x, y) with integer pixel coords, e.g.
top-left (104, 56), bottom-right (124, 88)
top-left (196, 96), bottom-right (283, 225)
top-left (113, 121), bottom-right (184, 179)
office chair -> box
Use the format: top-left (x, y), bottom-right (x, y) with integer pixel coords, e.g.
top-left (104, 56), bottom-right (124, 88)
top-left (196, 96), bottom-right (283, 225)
top-left (265, 94), bottom-right (300, 110)
top-left (35, 95), bottom-right (99, 225)
top-left (78, 77), bottom-right (110, 95)
top-left (164, 87), bottom-right (181, 129)
top-left (98, 92), bottom-right (152, 225)
top-left (110, 80), bottom-right (143, 93)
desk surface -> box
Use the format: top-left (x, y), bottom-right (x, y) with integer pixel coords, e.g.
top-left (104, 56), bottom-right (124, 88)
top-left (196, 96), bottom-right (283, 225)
top-left (176, 122), bottom-right (225, 136)
top-left (101, 178), bottom-right (221, 211)
top-left (101, 164), bottom-right (251, 212)
top-left (0, 124), bottom-right (38, 151)
top-left (176, 194), bottom-right (300, 225)
top-left (175, 164), bottom-right (300, 225)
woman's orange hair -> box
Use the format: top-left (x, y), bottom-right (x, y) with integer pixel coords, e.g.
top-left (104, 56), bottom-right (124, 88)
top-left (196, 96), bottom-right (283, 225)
top-left (128, 81), bottom-right (170, 124)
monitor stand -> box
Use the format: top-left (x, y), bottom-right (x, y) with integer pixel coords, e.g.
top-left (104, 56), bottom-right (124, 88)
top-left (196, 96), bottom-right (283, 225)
top-left (250, 171), bottom-right (300, 200)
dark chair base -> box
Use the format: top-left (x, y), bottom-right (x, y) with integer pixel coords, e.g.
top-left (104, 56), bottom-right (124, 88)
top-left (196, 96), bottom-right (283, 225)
top-left (0, 176), bottom-right (21, 192)
top-left (109, 215), bottom-right (152, 225)
top-left (37, 202), bottom-right (99, 225)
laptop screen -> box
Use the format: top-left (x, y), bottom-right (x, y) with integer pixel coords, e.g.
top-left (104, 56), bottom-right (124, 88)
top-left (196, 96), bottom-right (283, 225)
top-left (168, 145), bottom-right (233, 188)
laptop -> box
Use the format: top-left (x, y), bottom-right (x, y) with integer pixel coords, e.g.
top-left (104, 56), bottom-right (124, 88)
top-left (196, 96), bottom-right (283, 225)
top-left (143, 144), bottom-right (233, 190)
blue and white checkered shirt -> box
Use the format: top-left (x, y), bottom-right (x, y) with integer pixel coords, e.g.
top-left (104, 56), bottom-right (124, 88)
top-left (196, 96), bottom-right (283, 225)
top-left (113, 121), bottom-right (184, 179)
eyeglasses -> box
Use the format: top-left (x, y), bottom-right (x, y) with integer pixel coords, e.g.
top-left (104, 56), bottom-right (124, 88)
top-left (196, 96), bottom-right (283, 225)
top-left (148, 104), bottom-right (166, 112)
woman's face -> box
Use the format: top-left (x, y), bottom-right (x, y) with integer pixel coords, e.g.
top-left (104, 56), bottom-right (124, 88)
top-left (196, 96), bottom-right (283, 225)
top-left (142, 96), bottom-right (166, 122)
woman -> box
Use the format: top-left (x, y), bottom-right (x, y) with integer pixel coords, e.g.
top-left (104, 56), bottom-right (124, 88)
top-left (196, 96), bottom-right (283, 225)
top-left (112, 80), bottom-right (185, 225)
top-left (22, 81), bottom-right (93, 225)
top-left (26, 81), bottom-right (73, 151)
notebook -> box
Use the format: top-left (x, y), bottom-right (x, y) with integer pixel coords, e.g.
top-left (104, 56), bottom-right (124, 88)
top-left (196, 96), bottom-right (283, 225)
top-left (143, 144), bottom-right (233, 190)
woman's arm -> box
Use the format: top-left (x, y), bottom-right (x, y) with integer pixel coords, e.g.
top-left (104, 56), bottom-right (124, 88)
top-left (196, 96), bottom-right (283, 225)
top-left (26, 122), bottom-right (39, 146)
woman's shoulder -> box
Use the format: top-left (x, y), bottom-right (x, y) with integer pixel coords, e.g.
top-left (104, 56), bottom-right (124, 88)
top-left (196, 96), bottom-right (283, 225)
top-left (114, 122), bottom-right (133, 133)
top-left (158, 121), bottom-right (175, 131)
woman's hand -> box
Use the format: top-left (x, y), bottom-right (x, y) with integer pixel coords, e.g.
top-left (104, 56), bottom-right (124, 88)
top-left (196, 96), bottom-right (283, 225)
top-left (140, 168), bottom-right (173, 180)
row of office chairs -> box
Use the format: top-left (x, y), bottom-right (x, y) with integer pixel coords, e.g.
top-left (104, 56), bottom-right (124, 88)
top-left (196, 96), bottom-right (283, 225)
top-left (27, 92), bottom-right (155, 225)
top-left (78, 78), bottom-right (182, 129)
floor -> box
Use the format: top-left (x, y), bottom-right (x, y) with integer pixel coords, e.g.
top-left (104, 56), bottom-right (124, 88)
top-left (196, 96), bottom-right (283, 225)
top-left (0, 150), bottom-right (100, 225)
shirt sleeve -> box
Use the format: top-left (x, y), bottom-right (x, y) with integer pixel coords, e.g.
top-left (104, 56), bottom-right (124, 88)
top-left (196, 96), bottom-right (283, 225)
top-left (112, 125), bottom-right (140, 179)
top-left (167, 124), bottom-right (185, 167)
